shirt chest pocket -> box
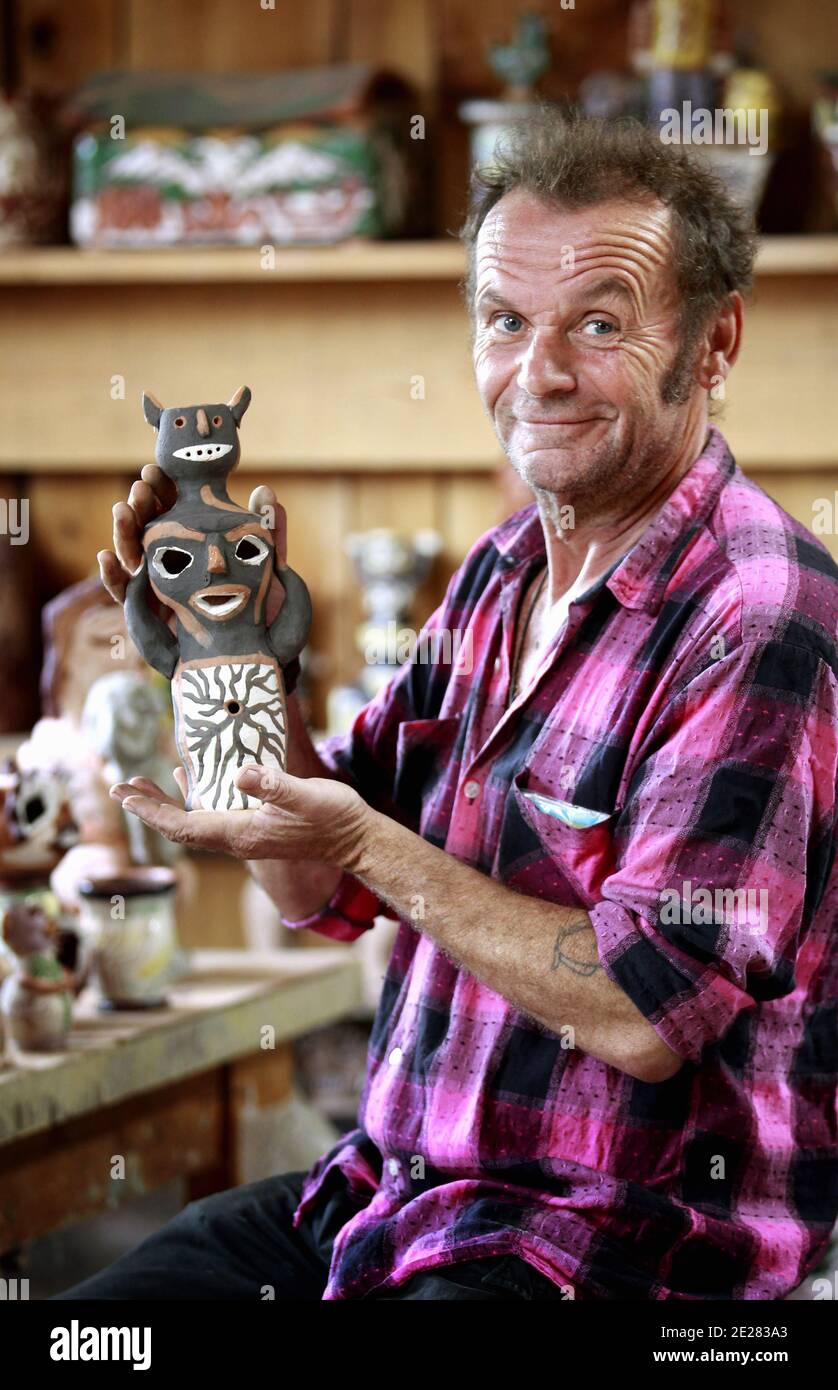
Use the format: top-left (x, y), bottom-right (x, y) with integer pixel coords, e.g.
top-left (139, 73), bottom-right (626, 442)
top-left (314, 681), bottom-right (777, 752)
top-left (496, 767), bottom-right (620, 908)
top-left (393, 715), bottom-right (463, 837)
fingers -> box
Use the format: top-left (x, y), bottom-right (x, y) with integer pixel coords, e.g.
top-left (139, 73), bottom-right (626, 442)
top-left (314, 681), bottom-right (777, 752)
top-left (235, 764), bottom-right (303, 807)
top-left (110, 778), bottom-right (180, 807)
top-left (112, 501), bottom-right (144, 575)
top-left (140, 464), bottom-right (178, 511)
top-left (127, 478), bottom-right (164, 528)
top-left (121, 794), bottom-right (253, 854)
top-left (248, 485), bottom-right (287, 566)
top-left (98, 549), bottom-right (128, 604)
top-left (172, 766), bottom-right (189, 801)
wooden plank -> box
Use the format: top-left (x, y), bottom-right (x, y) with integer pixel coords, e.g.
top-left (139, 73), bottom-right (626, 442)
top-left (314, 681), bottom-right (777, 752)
top-left (0, 242), bottom-right (467, 285)
top-left (0, 948), bottom-right (363, 1144)
top-left (0, 1069), bottom-right (223, 1252)
top-left (125, 0), bottom-right (337, 72)
top-left (0, 281), bottom-right (495, 469)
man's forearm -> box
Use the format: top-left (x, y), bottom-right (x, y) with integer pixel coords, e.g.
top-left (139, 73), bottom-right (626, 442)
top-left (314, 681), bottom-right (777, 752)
top-left (347, 808), bottom-right (681, 1083)
top-left (248, 695), bottom-right (342, 919)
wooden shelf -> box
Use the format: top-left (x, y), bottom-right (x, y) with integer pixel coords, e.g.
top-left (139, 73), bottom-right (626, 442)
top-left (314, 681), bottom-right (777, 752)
top-left (0, 240), bottom-right (467, 286)
top-left (0, 236), bottom-right (837, 286)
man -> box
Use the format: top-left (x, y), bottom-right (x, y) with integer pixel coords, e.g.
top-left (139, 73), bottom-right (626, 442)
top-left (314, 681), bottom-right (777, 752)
top-left (59, 113), bottom-right (837, 1301)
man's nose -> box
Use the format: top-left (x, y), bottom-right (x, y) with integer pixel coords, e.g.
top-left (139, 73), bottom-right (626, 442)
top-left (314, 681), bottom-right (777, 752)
top-left (207, 544), bottom-right (226, 574)
top-left (516, 327), bottom-right (577, 395)
top-left (195, 408), bottom-right (210, 437)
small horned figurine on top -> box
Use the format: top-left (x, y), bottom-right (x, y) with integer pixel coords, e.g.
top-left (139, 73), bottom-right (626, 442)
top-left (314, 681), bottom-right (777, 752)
top-left (124, 387), bottom-right (311, 812)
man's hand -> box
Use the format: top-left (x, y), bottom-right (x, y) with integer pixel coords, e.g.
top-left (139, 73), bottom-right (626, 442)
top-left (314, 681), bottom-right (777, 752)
top-left (111, 764), bottom-right (371, 871)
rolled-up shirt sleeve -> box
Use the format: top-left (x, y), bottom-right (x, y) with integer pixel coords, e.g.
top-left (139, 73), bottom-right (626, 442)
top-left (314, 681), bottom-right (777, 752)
top-left (280, 869), bottom-right (388, 941)
top-left (589, 639), bottom-right (838, 1063)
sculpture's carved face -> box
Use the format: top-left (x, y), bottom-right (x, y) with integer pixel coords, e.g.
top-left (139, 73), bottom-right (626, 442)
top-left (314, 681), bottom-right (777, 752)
top-left (141, 387), bottom-right (250, 490)
top-left (153, 404), bottom-right (241, 486)
top-left (0, 763), bottom-right (78, 879)
top-left (144, 520), bottom-right (274, 642)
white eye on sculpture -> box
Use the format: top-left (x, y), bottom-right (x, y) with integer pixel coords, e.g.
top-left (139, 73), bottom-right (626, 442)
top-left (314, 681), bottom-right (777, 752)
top-left (152, 546), bottom-right (194, 579)
top-left (234, 535), bottom-right (269, 565)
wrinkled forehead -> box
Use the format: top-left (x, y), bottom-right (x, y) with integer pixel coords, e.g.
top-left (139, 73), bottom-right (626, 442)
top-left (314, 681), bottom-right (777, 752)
top-left (473, 190), bottom-right (677, 312)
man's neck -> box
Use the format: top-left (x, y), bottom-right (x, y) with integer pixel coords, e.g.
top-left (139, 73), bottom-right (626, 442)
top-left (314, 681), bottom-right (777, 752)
top-left (536, 418), bottom-right (710, 607)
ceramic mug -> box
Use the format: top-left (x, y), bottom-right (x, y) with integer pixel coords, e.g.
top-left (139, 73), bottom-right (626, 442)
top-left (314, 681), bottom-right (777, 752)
top-left (78, 867), bottom-right (178, 1009)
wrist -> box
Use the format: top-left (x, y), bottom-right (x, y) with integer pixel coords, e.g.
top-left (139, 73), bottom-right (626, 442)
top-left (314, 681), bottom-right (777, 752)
top-left (338, 801), bottom-right (384, 882)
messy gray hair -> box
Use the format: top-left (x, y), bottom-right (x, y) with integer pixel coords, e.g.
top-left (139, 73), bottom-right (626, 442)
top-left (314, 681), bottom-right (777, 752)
top-left (460, 108), bottom-right (756, 402)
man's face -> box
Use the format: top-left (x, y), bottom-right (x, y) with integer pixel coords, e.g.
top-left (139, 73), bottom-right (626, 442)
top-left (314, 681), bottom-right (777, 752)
top-left (472, 190), bottom-right (701, 510)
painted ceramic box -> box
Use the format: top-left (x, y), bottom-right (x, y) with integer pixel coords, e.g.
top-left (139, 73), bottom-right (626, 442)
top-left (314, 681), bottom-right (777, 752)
top-left (64, 65), bottom-right (422, 247)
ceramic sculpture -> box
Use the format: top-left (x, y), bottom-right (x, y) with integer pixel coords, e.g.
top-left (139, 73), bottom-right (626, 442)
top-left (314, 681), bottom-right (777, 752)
top-left (81, 671), bottom-right (179, 866)
top-left (124, 387), bottom-right (311, 811)
top-left (0, 894), bottom-right (74, 1052)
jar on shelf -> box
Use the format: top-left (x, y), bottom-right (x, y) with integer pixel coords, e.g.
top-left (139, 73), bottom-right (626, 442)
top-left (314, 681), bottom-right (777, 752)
top-left (78, 866), bottom-right (178, 1009)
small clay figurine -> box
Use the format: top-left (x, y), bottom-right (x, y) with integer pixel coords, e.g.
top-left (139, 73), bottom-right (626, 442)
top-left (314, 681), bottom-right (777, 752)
top-left (124, 387), bottom-right (312, 811)
top-left (81, 671), bottom-right (179, 866)
top-left (0, 896), bottom-right (74, 1052)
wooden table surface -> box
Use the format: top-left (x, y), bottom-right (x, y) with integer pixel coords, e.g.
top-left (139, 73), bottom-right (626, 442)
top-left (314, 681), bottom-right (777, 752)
top-left (0, 949), bottom-right (363, 1251)
top-left (0, 948), bottom-right (363, 1145)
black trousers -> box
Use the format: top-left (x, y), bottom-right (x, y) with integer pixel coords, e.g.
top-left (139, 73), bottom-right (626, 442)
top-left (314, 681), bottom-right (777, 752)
top-left (51, 1170), bottom-right (565, 1301)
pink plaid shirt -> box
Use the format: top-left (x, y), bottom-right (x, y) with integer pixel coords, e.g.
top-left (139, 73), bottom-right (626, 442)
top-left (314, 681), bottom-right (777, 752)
top-left (288, 427), bottom-right (838, 1300)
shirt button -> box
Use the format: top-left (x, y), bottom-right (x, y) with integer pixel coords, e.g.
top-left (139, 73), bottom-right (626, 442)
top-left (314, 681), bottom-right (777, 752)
top-left (493, 657), bottom-right (501, 672)
top-left (388, 1047), bottom-right (403, 1067)
top-left (463, 780), bottom-right (481, 801)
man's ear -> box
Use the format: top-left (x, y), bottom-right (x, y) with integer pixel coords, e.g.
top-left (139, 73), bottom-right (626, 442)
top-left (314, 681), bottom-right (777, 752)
top-left (694, 293), bottom-right (743, 392)
top-left (142, 391), bottom-right (163, 429)
top-left (227, 385), bottom-right (252, 427)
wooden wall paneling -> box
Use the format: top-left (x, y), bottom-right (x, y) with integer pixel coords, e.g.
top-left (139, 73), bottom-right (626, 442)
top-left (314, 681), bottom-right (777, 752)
top-left (254, 470), bottom-right (355, 725)
top-left (437, 471), bottom-right (501, 577)
top-left (0, 282), bottom-right (496, 470)
top-left (27, 470), bottom-right (130, 592)
top-left (724, 276), bottom-right (838, 467)
top-left (124, 0), bottom-right (338, 72)
top-left (13, 0), bottom-right (121, 93)
top-left (439, 0), bottom-right (629, 101)
top-left (344, 0), bottom-right (438, 93)
top-left (344, 0), bottom-right (440, 232)
top-left (344, 469), bottom-right (440, 654)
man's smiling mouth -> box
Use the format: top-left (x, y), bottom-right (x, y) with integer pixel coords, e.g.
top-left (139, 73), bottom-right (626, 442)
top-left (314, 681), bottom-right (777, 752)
top-left (516, 416), bottom-right (603, 426)
top-left (189, 586), bottom-right (249, 619)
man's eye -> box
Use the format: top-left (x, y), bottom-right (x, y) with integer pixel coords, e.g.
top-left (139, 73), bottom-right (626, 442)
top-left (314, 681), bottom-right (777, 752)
top-left (495, 313), bottom-right (524, 334)
top-left (582, 320), bottom-right (617, 338)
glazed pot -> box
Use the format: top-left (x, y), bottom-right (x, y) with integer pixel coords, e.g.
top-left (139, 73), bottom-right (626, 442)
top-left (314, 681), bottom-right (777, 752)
top-left (78, 866), bottom-right (178, 1009)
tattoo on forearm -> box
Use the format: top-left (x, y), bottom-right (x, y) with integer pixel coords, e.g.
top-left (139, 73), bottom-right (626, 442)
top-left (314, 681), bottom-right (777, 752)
top-left (551, 920), bottom-right (602, 976)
